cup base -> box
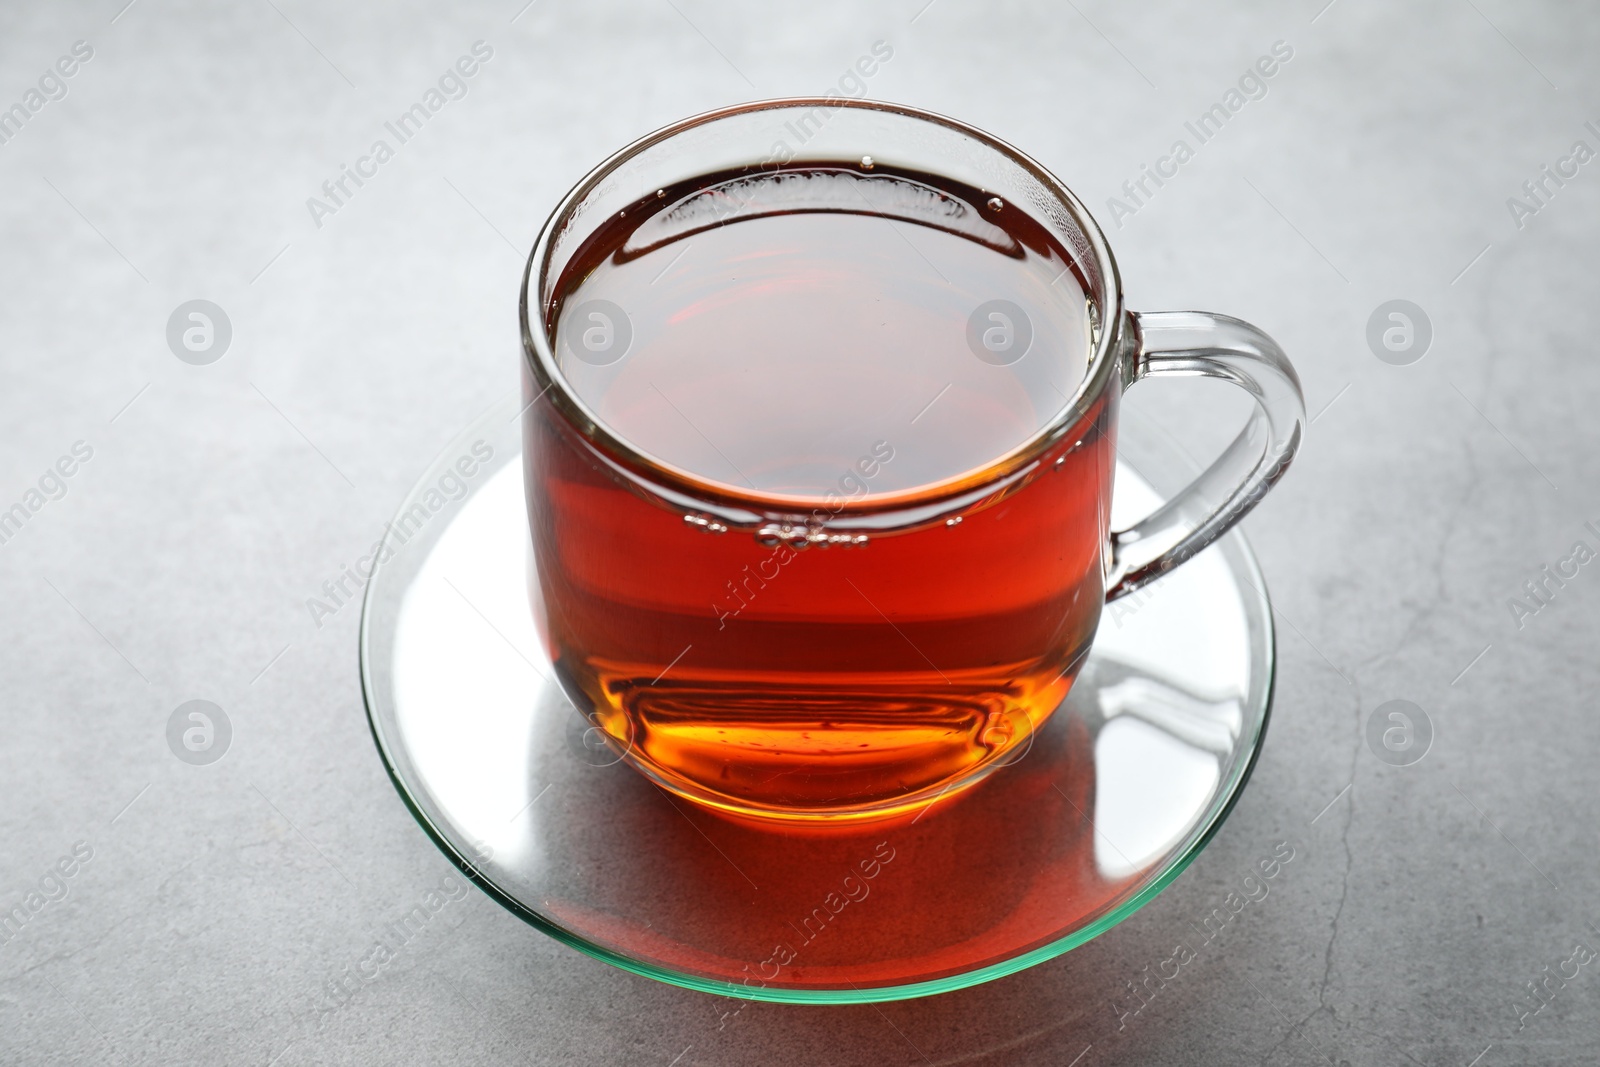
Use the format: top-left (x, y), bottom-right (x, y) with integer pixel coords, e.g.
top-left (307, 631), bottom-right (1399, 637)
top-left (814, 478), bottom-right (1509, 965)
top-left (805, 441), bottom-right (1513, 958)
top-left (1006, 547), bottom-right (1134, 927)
top-left (572, 640), bottom-right (1093, 826)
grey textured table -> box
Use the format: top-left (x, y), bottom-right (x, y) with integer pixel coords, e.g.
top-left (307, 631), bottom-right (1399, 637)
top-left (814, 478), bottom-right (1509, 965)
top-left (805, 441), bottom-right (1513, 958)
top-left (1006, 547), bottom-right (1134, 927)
top-left (3, 2), bottom-right (1597, 1064)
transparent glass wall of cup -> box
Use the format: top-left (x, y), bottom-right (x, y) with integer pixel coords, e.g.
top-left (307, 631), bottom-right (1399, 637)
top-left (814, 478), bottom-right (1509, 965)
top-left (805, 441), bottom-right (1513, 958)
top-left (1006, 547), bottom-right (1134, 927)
top-left (520, 99), bottom-right (1304, 825)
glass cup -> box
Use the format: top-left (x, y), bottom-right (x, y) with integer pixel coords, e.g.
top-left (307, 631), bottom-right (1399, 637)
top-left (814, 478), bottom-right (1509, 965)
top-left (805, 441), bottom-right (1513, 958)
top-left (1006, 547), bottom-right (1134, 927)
top-left (520, 99), bottom-right (1303, 824)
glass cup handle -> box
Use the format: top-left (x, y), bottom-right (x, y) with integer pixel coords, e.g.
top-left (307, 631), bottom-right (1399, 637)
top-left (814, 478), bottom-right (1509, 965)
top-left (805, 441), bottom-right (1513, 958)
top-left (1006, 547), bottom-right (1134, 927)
top-left (1105, 310), bottom-right (1306, 602)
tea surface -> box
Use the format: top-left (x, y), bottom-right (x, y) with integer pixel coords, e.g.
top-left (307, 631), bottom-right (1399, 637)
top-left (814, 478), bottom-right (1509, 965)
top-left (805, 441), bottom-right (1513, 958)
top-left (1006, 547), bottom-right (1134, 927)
top-left (553, 163), bottom-right (1094, 496)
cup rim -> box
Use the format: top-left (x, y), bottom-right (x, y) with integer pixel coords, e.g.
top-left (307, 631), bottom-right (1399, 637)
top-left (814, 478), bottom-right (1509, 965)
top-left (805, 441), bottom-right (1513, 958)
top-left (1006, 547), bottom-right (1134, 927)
top-left (519, 96), bottom-right (1126, 516)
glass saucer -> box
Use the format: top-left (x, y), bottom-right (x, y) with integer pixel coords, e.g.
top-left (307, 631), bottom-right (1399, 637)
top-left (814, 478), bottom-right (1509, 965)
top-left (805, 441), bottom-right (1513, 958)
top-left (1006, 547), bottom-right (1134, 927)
top-left (359, 395), bottom-right (1274, 1004)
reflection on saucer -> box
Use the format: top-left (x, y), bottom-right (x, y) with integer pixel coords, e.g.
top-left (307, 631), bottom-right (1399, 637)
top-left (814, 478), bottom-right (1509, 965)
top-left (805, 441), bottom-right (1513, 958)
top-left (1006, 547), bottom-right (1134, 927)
top-left (1073, 657), bottom-right (1243, 879)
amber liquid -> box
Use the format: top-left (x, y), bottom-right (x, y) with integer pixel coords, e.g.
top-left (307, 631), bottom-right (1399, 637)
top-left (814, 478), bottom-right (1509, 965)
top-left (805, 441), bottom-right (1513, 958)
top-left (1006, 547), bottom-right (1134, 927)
top-left (526, 161), bottom-right (1115, 821)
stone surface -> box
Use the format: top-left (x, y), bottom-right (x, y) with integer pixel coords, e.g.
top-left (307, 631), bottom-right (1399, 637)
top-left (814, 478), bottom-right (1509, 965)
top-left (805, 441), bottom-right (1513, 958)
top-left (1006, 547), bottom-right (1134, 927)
top-left (2, 1), bottom-right (1597, 1064)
